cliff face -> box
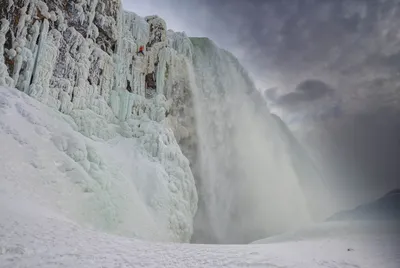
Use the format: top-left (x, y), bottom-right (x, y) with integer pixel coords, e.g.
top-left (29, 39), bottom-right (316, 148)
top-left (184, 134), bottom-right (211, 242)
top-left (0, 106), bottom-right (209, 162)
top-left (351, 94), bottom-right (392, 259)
top-left (0, 0), bottom-right (195, 136)
top-left (0, 0), bottom-right (316, 244)
top-left (0, 0), bottom-right (198, 242)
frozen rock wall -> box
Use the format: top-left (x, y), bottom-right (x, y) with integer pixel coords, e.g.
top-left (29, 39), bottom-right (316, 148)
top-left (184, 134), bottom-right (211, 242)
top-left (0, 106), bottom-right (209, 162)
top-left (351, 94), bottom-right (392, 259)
top-left (0, 0), bottom-right (197, 242)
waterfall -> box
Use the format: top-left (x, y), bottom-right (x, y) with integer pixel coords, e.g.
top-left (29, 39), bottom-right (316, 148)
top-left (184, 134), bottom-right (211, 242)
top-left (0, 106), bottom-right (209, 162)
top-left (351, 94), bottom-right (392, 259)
top-left (187, 38), bottom-right (311, 244)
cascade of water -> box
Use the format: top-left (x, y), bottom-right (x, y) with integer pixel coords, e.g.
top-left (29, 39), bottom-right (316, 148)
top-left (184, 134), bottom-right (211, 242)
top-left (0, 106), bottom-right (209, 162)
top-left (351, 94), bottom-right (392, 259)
top-left (187, 38), bottom-right (311, 244)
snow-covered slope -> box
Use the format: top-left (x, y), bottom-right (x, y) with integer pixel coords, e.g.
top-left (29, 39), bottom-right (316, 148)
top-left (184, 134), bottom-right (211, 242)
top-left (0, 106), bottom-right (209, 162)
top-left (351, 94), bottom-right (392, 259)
top-left (327, 189), bottom-right (400, 222)
top-left (1, 170), bottom-right (399, 267)
top-left (0, 86), bottom-right (196, 242)
top-left (0, 0), bottom-right (199, 242)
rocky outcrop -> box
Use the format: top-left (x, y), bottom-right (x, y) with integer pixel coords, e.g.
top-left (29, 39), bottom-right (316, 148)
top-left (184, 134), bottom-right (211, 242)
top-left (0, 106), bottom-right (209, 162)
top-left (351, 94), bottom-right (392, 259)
top-left (327, 189), bottom-right (400, 221)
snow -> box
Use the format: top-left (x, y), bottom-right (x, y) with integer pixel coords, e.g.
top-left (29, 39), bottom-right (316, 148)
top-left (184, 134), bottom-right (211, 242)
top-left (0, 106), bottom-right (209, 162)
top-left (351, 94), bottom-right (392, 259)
top-left (1, 160), bottom-right (399, 267)
top-left (0, 0), bottom-right (201, 242)
top-left (0, 86), bottom-right (197, 242)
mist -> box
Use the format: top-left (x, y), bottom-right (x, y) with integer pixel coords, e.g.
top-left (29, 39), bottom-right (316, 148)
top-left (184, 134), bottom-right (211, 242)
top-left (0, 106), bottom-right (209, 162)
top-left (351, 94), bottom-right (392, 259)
top-left (187, 38), bottom-right (325, 244)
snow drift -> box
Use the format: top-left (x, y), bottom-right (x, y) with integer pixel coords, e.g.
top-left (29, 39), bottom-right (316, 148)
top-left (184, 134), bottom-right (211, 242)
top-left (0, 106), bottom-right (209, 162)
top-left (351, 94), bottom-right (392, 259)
top-left (2, 181), bottom-right (399, 268)
top-left (0, 85), bottom-right (197, 242)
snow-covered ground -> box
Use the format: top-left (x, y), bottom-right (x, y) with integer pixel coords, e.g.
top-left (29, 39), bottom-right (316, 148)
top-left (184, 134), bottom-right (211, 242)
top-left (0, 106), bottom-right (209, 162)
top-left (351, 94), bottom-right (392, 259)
top-left (1, 179), bottom-right (399, 268)
top-left (1, 86), bottom-right (399, 267)
top-left (0, 86), bottom-right (197, 243)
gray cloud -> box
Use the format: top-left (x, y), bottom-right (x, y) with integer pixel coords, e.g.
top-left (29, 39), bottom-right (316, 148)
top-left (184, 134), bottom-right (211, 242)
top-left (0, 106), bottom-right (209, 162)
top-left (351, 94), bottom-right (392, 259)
top-left (276, 79), bottom-right (335, 106)
top-left (264, 87), bottom-right (278, 101)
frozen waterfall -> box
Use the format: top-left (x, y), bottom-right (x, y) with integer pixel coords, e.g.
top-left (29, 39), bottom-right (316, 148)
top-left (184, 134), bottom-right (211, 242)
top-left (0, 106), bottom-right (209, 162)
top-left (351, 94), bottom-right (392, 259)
top-left (188, 38), bottom-right (311, 244)
top-left (0, 0), bottom-right (321, 244)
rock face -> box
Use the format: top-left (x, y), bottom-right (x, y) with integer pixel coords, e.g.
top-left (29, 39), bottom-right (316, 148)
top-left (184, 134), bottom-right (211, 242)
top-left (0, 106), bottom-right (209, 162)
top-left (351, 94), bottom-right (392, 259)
top-left (0, 1), bottom-right (195, 133)
top-left (327, 189), bottom-right (400, 221)
top-left (0, 0), bottom-right (198, 242)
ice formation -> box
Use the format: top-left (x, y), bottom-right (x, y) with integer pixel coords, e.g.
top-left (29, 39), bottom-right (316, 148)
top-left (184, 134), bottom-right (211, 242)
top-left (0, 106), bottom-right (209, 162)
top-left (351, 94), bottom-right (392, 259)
top-left (0, 0), bottom-right (198, 243)
top-left (1, 0), bottom-right (317, 244)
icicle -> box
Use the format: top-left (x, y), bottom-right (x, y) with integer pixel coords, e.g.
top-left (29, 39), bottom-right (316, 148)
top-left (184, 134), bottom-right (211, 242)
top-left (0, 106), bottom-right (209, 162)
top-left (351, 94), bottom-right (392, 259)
top-left (0, 19), bottom-right (11, 86)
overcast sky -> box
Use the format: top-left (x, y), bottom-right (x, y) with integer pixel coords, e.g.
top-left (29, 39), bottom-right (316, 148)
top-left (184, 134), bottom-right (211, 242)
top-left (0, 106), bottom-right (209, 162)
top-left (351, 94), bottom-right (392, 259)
top-left (122, 1), bottom-right (201, 34)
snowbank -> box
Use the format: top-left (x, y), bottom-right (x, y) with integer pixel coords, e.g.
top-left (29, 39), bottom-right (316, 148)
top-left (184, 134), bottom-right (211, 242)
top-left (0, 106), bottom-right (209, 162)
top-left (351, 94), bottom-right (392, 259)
top-left (0, 86), bottom-right (197, 242)
top-left (1, 178), bottom-right (399, 267)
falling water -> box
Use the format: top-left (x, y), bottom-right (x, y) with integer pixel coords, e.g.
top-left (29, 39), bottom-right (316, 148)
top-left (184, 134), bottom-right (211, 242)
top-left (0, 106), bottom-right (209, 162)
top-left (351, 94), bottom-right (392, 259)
top-left (187, 38), bottom-right (311, 244)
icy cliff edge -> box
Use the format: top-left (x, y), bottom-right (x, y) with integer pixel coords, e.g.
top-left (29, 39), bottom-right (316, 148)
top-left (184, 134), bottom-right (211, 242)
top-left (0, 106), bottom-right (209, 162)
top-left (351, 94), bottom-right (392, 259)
top-left (0, 0), bottom-right (197, 242)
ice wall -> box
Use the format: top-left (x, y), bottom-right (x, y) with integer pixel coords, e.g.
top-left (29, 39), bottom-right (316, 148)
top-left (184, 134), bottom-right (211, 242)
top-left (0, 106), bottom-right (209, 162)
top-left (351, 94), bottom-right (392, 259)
top-left (190, 38), bottom-right (311, 244)
top-left (0, 0), bottom-right (198, 242)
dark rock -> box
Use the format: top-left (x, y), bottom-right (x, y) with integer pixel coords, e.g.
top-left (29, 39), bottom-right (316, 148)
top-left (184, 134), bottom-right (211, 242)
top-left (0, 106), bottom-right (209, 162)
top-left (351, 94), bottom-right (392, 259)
top-left (327, 189), bottom-right (400, 221)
